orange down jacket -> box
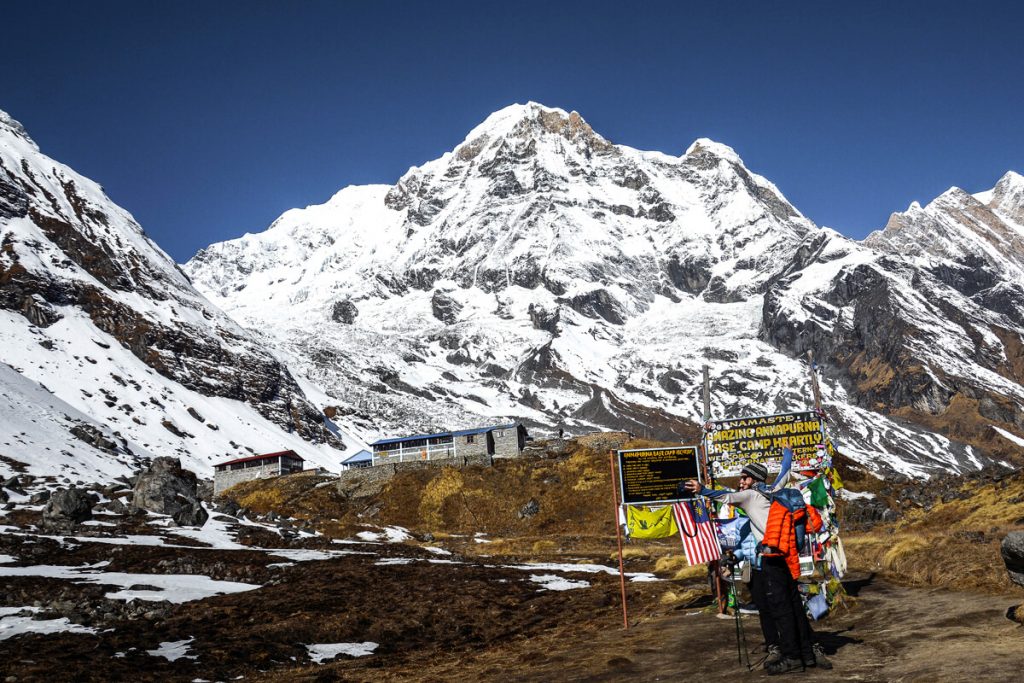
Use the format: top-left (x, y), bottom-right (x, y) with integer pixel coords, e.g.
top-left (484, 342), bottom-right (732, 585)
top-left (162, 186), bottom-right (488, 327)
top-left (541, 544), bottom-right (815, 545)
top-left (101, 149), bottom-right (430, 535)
top-left (760, 499), bottom-right (823, 579)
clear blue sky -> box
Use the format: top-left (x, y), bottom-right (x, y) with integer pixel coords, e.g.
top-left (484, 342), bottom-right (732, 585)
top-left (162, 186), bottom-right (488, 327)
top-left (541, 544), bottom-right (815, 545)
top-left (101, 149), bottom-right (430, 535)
top-left (3, 1), bottom-right (1022, 262)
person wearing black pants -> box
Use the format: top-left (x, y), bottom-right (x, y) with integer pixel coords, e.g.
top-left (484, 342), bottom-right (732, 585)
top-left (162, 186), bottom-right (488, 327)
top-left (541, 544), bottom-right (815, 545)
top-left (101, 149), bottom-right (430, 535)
top-left (761, 556), bottom-right (813, 673)
top-left (747, 561), bottom-right (780, 658)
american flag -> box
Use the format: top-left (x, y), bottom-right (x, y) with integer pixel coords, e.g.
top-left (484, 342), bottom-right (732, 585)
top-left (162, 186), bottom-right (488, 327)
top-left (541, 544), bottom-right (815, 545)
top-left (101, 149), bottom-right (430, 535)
top-left (673, 499), bottom-right (722, 565)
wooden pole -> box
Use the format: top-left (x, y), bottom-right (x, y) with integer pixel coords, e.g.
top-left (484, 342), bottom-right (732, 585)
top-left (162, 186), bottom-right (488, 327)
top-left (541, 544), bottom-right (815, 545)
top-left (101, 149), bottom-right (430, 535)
top-left (699, 364), bottom-right (727, 614)
top-left (702, 364), bottom-right (711, 423)
top-left (609, 450), bottom-right (629, 630)
top-left (807, 350), bottom-right (823, 412)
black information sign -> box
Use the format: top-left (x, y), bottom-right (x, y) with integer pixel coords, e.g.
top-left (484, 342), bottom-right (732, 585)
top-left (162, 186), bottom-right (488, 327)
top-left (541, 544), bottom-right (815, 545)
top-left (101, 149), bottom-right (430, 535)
top-left (617, 446), bottom-right (701, 505)
top-left (704, 410), bottom-right (827, 478)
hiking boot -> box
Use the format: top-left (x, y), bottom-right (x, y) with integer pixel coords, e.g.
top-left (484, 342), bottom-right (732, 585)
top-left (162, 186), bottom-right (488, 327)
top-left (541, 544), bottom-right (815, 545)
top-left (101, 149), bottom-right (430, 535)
top-left (805, 643), bottom-right (833, 670)
top-left (763, 644), bottom-right (783, 667)
top-left (765, 656), bottom-right (805, 675)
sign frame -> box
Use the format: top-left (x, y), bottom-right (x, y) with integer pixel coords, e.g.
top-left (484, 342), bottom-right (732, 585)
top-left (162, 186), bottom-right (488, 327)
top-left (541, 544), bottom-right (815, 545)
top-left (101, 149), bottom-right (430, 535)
top-left (703, 410), bottom-right (829, 479)
top-left (616, 445), bottom-right (702, 506)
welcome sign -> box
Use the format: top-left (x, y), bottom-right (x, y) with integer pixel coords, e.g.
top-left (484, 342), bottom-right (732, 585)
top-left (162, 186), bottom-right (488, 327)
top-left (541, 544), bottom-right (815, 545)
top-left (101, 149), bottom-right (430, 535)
top-left (704, 411), bottom-right (828, 478)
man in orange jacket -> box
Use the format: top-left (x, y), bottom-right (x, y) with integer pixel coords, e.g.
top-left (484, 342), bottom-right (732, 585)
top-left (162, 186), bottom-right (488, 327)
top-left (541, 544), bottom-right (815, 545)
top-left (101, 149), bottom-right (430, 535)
top-left (683, 448), bottom-right (832, 674)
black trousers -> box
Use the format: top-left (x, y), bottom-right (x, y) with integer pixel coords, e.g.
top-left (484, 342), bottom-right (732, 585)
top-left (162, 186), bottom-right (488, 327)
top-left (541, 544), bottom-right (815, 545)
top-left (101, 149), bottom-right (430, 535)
top-left (761, 556), bottom-right (813, 661)
top-left (748, 565), bottom-right (779, 649)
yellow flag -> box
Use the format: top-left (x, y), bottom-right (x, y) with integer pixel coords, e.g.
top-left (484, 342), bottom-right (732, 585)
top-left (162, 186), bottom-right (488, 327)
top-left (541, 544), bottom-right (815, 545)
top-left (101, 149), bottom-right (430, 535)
top-left (830, 467), bottom-right (844, 491)
top-left (625, 505), bottom-right (678, 539)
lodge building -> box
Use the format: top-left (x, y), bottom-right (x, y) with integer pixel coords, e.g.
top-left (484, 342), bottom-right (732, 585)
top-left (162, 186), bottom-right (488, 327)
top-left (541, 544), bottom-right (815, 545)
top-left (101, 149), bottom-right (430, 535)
top-left (213, 450), bottom-right (305, 495)
top-left (370, 423), bottom-right (527, 466)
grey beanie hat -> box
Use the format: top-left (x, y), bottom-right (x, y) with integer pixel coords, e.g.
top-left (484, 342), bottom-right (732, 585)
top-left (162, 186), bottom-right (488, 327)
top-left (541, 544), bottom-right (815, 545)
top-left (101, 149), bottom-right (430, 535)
top-left (741, 462), bottom-right (769, 482)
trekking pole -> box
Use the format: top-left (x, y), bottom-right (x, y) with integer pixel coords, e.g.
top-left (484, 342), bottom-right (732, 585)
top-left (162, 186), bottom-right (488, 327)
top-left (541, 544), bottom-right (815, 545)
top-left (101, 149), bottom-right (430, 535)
top-left (728, 562), bottom-right (751, 669)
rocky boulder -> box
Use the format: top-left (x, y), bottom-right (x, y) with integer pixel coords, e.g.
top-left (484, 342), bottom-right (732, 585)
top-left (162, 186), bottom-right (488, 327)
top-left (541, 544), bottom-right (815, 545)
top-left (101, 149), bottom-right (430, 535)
top-left (132, 457), bottom-right (200, 519)
top-left (172, 501), bottom-right (209, 527)
top-left (42, 487), bottom-right (96, 528)
top-left (1000, 531), bottom-right (1024, 588)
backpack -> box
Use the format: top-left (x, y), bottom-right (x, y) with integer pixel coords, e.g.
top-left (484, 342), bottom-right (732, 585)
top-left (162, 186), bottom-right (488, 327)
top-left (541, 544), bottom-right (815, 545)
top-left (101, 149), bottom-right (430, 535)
top-left (758, 487), bottom-right (823, 579)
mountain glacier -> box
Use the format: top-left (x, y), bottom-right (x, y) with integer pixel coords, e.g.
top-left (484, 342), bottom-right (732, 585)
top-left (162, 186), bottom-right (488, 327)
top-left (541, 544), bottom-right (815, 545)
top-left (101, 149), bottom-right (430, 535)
top-left (184, 103), bottom-right (1024, 477)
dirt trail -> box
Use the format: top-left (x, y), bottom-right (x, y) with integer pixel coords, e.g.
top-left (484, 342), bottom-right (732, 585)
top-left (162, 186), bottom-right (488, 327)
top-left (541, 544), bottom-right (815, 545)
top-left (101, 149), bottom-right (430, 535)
top-left (305, 573), bottom-right (1023, 683)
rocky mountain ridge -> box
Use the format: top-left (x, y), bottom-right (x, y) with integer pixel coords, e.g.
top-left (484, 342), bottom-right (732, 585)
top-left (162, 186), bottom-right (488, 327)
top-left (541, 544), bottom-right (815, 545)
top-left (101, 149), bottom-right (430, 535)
top-left (184, 102), bottom-right (1024, 477)
top-left (0, 109), bottom-right (357, 480)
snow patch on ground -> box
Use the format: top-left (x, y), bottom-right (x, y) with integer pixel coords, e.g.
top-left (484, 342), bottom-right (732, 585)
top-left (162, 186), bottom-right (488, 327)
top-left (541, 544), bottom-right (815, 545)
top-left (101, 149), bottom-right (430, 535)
top-left (306, 641), bottom-right (378, 662)
top-left (147, 637), bottom-right (197, 661)
top-left (529, 574), bottom-right (590, 591)
top-left (0, 606), bottom-right (98, 641)
top-left (0, 563), bottom-right (260, 603)
top-left (356, 526), bottom-right (412, 543)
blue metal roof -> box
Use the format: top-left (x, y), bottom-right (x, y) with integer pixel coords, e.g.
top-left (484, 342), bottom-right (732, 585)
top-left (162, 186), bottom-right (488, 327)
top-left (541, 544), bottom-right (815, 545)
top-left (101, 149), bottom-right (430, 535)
top-left (341, 449), bottom-right (372, 463)
top-left (371, 424), bottom-right (517, 447)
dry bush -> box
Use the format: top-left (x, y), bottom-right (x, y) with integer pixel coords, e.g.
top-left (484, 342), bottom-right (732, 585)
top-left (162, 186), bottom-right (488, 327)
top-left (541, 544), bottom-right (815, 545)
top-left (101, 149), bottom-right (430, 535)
top-left (417, 467), bottom-right (464, 528)
top-left (611, 547), bottom-right (650, 561)
top-left (532, 539), bottom-right (558, 554)
top-left (652, 554), bottom-right (711, 582)
top-left (236, 488), bottom-right (287, 512)
top-left (660, 586), bottom-right (707, 606)
top-left (673, 564), bottom-right (709, 582)
top-left (881, 535), bottom-right (930, 573)
top-left (653, 554), bottom-right (689, 575)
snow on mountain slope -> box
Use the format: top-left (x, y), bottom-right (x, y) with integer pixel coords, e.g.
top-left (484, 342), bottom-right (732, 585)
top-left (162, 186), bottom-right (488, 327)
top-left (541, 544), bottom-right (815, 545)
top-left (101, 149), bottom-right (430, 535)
top-left (185, 103), bottom-right (1024, 476)
top-left (0, 109), bottom-right (361, 479)
top-left (866, 171), bottom-right (1024, 282)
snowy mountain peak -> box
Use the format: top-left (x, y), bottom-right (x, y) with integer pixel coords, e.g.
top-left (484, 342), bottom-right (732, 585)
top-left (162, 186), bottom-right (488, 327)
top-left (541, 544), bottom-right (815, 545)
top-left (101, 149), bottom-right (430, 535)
top-left (684, 137), bottom-right (744, 165)
top-left (458, 102), bottom-right (606, 152)
top-left (0, 109), bottom-right (37, 149)
top-left (989, 170), bottom-right (1024, 221)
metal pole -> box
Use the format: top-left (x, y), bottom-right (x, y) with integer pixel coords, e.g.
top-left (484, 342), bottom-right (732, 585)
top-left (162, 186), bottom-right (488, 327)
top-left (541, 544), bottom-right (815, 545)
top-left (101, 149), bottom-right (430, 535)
top-left (609, 450), bottom-right (629, 630)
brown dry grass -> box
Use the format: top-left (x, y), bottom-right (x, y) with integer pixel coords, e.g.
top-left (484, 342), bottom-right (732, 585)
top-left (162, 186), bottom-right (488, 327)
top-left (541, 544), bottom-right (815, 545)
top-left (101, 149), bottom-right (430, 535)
top-left (844, 472), bottom-right (1024, 593)
top-left (659, 586), bottom-right (707, 606)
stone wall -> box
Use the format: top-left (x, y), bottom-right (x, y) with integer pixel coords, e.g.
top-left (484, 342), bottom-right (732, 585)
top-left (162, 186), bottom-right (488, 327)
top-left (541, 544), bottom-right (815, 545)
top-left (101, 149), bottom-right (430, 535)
top-left (458, 434), bottom-right (489, 459)
top-left (214, 462), bottom-right (282, 495)
top-left (492, 428), bottom-right (523, 458)
top-left (336, 453), bottom-right (492, 494)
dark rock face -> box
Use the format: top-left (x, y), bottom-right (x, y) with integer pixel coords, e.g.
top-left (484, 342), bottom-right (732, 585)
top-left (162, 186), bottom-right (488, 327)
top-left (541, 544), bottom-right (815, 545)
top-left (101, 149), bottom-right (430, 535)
top-left (666, 254), bottom-right (712, 294)
top-left (331, 299), bottom-right (358, 324)
top-left (42, 487), bottom-right (95, 528)
top-left (70, 423), bottom-right (120, 454)
top-left (842, 498), bottom-right (899, 530)
top-left (657, 370), bottom-right (690, 395)
top-left (0, 168), bottom-right (29, 219)
top-left (1002, 531), bottom-right (1024, 588)
top-left (702, 276), bottom-right (745, 304)
top-left (132, 457), bottom-right (200, 518)
top-left (528, 304), bottom-right (561, 334)
top-left (431, 290), bottom-right (463, 325)
top-left (561, 288), bottom-right (626, 325)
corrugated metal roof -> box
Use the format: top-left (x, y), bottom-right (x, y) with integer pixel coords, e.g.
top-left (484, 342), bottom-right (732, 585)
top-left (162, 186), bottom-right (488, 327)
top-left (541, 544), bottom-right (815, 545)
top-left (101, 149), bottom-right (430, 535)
top-left (342, 449), bottom-right (372, 462)
top-left (214, 450), bottom-right (304, 468)
top-left (371, 424), bottom-right (517, 447)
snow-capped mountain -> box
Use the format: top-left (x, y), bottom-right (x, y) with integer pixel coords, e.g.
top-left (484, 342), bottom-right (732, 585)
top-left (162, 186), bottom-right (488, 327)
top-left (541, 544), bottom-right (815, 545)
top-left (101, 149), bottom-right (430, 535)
top-left (0, 109), bottom-right (358, 481)
top-left (185, 102), bottom-right (1024, 476)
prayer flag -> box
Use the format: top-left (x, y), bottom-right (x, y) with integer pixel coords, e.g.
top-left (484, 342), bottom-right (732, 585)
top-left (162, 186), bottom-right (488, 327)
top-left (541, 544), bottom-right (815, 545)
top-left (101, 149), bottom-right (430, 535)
top-left (808, 476), bottom-right (830, 508)
top-left (673, 499), bottom-right (721, 565)
top-left (625, 505), bottom-right (678, 539)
